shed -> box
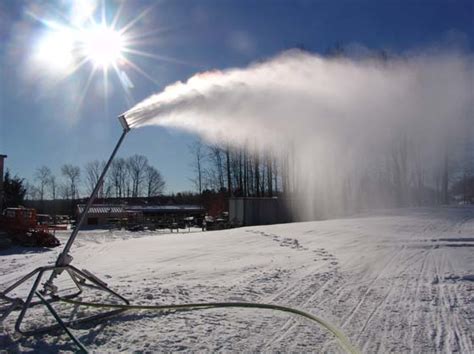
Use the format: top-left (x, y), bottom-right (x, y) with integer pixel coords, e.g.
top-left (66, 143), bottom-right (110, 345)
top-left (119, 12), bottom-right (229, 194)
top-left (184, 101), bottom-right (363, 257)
top-left (77, 204), bottom-right (139, 227)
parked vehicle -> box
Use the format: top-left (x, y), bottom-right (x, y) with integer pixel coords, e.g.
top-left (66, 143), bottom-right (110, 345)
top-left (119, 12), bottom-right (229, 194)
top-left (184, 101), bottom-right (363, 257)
top-left (0, 208), bottom-right (60, 248)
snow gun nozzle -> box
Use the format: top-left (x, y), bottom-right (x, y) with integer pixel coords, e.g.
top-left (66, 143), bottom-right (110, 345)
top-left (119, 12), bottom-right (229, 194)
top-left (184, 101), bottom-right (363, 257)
top-left (118, 114), bottom-right (131, 132)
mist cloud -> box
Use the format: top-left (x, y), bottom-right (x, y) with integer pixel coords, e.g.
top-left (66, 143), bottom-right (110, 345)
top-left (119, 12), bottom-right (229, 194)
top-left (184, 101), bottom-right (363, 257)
top-left (125, 49), bottom-right (473, 218)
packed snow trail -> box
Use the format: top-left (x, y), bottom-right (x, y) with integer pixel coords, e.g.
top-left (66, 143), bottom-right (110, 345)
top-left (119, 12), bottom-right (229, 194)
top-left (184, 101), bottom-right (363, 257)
top-left (0, 207), bottom-right (473, 352)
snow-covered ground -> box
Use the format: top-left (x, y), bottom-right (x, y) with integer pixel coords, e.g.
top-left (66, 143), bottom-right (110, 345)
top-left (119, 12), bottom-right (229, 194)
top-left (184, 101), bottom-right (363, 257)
top-left (1, 207), bottom-right (473, 352)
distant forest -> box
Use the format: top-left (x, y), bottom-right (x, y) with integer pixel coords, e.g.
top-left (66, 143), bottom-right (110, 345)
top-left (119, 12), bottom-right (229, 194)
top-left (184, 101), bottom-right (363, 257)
top-left (24, 154), bottom-right (165, 201)
top-left (189, 137), bottom-right (474, 210)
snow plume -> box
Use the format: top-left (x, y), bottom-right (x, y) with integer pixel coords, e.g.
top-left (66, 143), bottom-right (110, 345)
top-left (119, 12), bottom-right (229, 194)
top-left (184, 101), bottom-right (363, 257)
top-left (124, 50), bottom-right (473, 219)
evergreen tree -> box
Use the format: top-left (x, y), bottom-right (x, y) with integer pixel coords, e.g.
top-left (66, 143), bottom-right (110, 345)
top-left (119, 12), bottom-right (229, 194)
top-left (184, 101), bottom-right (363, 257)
top-left (3, 171), bottom-right (27, 208)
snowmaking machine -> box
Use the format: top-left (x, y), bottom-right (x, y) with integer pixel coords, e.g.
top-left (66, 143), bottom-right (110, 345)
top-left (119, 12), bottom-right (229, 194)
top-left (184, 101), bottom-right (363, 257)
top-left (0, 115), bottom-right (358, 354)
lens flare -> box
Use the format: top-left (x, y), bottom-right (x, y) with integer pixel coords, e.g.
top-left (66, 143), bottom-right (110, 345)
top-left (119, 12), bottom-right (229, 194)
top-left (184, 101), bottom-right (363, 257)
top-left (81, 25), bottom-right (124, 69)
top-left (27, 0), bottom-right (194, 114)
top-left (35, 29), bottom-right (75, 74)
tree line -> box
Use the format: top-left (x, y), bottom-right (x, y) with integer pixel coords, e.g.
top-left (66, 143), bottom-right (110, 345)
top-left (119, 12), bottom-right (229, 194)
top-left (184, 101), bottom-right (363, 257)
top-left (190, 132), bottom-right (474, 217)
top-left (26, 154), bottom-right (165, 201)
top-left (189, 140), bottom-right (282, 198)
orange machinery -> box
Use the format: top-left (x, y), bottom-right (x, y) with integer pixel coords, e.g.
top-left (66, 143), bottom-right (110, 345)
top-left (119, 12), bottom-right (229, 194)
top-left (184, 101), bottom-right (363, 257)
top-left (0, 207), bottom-right (60, 247)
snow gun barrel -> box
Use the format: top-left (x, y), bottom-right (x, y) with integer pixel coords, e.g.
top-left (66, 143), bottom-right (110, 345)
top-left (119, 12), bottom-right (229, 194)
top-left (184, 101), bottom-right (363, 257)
top-left (118, 114), bottom-right (131, 132)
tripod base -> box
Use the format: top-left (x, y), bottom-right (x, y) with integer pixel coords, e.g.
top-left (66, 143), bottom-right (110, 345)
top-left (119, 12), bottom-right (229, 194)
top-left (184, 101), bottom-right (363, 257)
top-left (0, 124), bottom-right (131, 337)
top-left (0, 265), bottom-right (129, 334)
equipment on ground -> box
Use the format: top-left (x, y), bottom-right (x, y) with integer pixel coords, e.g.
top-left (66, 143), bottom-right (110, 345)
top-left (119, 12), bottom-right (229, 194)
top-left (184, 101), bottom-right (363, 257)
top-left (0, 115), bottom-right (130, 334)
top-left (0, 207), bottom-right (60, 248)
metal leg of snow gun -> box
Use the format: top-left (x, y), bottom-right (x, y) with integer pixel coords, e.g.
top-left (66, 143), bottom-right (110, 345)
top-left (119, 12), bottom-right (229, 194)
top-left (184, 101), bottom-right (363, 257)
top-left (0, 117), bottom-right (131, 334)
top-left (0, 264), bottom-right (128, 334)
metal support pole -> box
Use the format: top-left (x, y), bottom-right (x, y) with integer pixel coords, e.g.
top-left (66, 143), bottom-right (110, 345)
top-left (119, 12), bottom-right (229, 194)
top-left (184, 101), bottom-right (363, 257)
top-left (45, 116), bottom-right (130, 288)
top-left (58, 128), bottom-right (128, 264)
top-left (15, 269), bottom-right (45, 332)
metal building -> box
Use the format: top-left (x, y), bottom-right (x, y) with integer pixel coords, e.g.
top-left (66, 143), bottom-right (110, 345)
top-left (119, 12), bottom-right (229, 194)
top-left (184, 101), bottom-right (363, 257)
top-left (76, 203), bottom-right (205, 228)
top-left (229, 197), bottom-right (292, 226)
top-left (77, 204), bottom-right (138, 227)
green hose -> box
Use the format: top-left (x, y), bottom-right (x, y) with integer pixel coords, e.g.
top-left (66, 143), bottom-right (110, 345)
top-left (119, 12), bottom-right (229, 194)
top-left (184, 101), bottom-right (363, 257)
top-left (60, 297), bottom-right (360, 354)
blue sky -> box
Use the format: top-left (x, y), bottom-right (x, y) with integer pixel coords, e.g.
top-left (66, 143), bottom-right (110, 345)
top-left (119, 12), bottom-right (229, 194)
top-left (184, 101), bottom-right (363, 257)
top-left (1, 0), bottom-right (473, 193)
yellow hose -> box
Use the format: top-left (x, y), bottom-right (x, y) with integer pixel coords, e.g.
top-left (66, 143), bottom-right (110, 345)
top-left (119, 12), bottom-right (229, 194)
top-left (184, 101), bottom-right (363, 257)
top-left (59, 297), bottom-right (360, 354)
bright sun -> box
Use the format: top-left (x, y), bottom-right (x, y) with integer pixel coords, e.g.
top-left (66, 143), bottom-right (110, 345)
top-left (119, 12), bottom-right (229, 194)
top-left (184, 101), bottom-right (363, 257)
top-left (29, 0), bottom-right (188, 109)
top-left (81, 26), bottom-right (124, 69)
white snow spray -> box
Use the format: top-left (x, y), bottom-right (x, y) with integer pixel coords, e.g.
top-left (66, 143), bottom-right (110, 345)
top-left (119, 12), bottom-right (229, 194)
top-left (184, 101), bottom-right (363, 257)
top-left (124, 49), bottom-right (473, 220)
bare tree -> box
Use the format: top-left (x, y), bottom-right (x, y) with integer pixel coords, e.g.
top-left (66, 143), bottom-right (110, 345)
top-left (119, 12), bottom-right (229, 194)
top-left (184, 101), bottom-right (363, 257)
top-left (25, 182), bottom-right (41, 200)
top-left (225, 146), bottom-right (232, 196)
top-left (255, 152), bottom-right (260, 197)
top-left (35, 166), bottom-right (52, 200)
top-left (58, 183), bottom-right (70, 199)
top-left (238, 150), bottom-right (244, 195)
top-left (102, 176), bottom-right (114, 198)
top-left (127, 154), bottom-right (148, 197)
top-left (189, 140), bottom-right (206, 194)
top-left (266, 154), bottom-right (273, 197)
top-left (230, 149), bottom-right (243, 196)
top-left (145, 166), bottom-right (165, 196)
top-left (207, 145), bottom-right (224, 191)
top-left (243, 147), bottom-right (249, 196)
top-left (273, 158), bottom-right (279, 195)
top-left (110, 158), bottom-right (127, 197)
top-left (84, 160), bottom-right (105, 197)
top-left (61, 164), bottom-right (81, 199)
top-left (49, 175), bottom-right (57, 200)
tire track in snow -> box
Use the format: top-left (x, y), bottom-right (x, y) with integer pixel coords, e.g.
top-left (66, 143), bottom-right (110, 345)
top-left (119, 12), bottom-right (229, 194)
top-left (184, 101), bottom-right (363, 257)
top-left (355, 247), bottom-right (426, 347)
top-left (338, 244), bottom-right (406, 330)
top-left (351, 218), bottom-right (445, 351)
top-left (264, 271), bottom-right (342, 349)
top-left (403, 244), bottom-right (433, 352)
top-left (433, 249), bottom-right (452, 351)
top-left (368, 250), bottom-right (425, 353)
top-left (243, 229), bottom-right (342, 350)
top-left (446, 255), bottom-right (473, 353)
top-left (437, 250), bottom-right (472, 353)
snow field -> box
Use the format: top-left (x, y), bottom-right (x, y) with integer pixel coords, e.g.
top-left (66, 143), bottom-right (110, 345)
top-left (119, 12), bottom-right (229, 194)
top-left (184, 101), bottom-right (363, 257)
top-left (0, 207), bottom-right (473, 352)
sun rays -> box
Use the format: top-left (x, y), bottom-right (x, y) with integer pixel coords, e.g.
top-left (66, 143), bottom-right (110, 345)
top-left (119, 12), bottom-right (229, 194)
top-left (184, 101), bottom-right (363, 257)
top-left (28, 0), bottom-right (192, 117)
